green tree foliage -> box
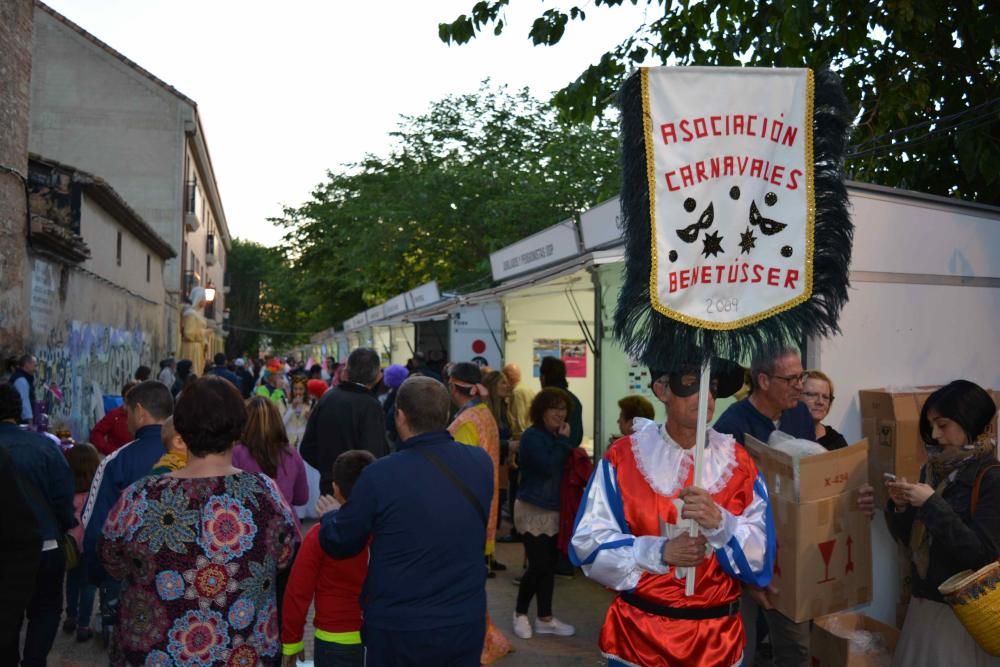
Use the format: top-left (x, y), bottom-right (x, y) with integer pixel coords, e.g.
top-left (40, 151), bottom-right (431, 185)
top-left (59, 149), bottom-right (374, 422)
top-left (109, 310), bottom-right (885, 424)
top-left (225, 239), bottom-right (330, 355)
top-left (439, 1), bottom-right (999, 204)
top-left (225, 239), bottom-right (269, 357)
top-left (274, 81), bottom-right (621, 311)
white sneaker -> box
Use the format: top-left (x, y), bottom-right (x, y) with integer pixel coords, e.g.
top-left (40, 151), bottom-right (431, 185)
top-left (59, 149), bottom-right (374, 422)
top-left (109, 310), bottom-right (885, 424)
top-left (512, 613), bottom-right (532, 639)
top-left (534, 617), bottom-right (575, 637)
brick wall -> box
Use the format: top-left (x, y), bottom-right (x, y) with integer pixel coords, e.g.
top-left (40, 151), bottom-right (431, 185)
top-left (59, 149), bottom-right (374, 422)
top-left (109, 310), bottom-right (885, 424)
top-left (0, 0), bottom-right (33, 360)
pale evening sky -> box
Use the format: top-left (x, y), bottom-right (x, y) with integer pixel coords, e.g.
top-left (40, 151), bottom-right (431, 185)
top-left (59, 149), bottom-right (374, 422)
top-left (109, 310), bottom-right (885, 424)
top-left (41, 0), bottom-right (655, 247)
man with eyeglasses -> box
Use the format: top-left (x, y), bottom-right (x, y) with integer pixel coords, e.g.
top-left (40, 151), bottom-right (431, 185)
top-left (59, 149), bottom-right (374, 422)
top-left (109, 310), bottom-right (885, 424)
top-left (714, 347), bottom-right (814, 448)
top-left (712, 346), bottom-right (814, 667)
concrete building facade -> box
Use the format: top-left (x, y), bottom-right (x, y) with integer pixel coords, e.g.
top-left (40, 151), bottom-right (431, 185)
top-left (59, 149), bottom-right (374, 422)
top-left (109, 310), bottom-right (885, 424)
top-left (28, 1), bottom-right (231, 359)
top-left (26, 155), bottom-right (175, 438)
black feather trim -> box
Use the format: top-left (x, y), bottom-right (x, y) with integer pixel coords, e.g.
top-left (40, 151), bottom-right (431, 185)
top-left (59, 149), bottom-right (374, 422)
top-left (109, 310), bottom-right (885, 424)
top-left (613, 68), bottom-right (853, 372)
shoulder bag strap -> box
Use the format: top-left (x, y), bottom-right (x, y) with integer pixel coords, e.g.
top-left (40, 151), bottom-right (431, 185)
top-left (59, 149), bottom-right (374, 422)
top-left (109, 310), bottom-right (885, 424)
top-left (413, 447), bottom-right (487, 526)
top-left (971, 463), bottom-right (1000, 515)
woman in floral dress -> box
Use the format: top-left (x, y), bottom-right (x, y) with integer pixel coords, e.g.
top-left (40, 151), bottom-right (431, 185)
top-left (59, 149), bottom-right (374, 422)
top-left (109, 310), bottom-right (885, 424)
top-left (100, 376), bottom-right (300, 666)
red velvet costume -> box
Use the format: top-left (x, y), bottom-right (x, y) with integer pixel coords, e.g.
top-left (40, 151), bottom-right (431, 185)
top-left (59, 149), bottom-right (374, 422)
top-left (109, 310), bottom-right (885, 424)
top-left (571, 419), bottom-right (775, 667)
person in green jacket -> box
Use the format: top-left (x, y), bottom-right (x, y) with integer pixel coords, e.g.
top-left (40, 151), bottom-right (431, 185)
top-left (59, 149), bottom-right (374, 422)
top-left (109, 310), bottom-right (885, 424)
top-left (256, 367), bottom-right (288, 407)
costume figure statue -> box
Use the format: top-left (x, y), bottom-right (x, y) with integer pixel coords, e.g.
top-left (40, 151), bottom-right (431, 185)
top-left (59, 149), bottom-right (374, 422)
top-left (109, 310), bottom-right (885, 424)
top-left (179, 286), bottom-right (209, 375)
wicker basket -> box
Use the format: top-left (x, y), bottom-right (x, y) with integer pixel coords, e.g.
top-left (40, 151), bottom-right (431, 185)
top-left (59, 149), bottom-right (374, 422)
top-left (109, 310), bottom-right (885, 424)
top-left (938, 560), bottom-right (1000, 657)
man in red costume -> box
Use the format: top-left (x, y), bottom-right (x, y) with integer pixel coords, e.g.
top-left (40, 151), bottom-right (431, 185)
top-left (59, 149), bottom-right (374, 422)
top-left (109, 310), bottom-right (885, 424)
top-left (571, 360), bottom-right (775, 667)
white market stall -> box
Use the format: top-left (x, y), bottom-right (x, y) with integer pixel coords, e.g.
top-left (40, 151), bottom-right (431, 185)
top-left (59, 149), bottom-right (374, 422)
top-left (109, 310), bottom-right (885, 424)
top-left (803, 182), bottom-right (1000, 626)
top-left (447, 302), bottom-right (505, 369)
top-left (344, 281), bottom-right (454, 370)
top-left (379, 293), bottom-right (414, 366)
top-left (333, 332), bottom-right (349, 362)
top-left (342, 312), bottom-right (366, 354)
top-left (457, 219), bottom-right (601, 451)
top-left (361, 304), bottom-right (393, 366)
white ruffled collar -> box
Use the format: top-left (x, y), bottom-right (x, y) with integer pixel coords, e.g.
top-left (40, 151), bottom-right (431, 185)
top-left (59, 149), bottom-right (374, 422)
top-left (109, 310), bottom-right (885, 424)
top-left (629, 418), bottom-right (738, 498)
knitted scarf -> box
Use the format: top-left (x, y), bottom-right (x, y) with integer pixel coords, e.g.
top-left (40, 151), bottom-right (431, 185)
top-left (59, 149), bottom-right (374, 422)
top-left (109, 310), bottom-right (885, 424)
top-left (150, 450), bottom-right (188, 476)
top-left (910, 434), bottom-right (996, 578)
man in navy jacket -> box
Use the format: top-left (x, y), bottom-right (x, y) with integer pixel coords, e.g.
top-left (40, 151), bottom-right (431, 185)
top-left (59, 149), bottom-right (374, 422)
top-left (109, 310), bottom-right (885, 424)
top-left (713, 347), bottom-right (814, 446)
top-left (0, 384), bottom-right (74, 666)
top-left (206, 352), bottom-right (243, 390)
top-left (82, 380), bottom-right (173, 581)
top-left (712, 347), bottom-right (814, 667)
top-left (319, 376), bottom-right (493, 666)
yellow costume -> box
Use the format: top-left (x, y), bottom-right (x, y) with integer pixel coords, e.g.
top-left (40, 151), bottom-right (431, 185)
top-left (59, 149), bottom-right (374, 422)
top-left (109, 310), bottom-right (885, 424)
top-left (179, 286), bottom-right (209, 374)
top-left (448, 401), bottom-right (500, 556)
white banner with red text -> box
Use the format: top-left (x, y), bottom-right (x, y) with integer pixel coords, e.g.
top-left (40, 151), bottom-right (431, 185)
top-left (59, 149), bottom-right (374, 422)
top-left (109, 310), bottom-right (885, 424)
top-left (643, 66), bottom-right (815, 329)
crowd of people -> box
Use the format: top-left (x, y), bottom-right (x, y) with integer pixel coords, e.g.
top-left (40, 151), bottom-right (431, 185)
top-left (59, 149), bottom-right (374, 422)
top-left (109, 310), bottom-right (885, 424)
top-left (1, 343), bottom-right (997, 667)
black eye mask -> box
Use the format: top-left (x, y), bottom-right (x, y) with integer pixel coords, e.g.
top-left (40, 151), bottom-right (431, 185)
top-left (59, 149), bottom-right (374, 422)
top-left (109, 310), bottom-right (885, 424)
top-left (668, 374), bottom-right (720, 398)
top-left (650, 359), bottom-right (744, 400)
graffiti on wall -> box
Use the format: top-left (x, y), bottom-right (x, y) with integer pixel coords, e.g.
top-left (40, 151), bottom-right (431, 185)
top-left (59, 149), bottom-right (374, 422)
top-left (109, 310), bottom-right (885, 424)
top-left (34, 320), bottom-right (150, 440)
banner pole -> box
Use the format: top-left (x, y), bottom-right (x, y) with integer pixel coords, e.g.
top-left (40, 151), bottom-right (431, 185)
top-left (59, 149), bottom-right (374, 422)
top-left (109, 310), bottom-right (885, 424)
top-left (685, 359), bottom-right (712, 597)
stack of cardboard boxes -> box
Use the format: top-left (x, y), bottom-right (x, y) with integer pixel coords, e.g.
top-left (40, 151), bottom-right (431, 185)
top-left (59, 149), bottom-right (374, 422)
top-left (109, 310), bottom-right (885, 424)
top-left (744, 435), bottom-right (872, 623)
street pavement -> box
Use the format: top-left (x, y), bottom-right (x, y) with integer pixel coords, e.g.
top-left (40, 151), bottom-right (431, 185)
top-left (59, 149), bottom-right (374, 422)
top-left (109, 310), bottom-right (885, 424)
top-left (44, 536), bottom-right (615, 666)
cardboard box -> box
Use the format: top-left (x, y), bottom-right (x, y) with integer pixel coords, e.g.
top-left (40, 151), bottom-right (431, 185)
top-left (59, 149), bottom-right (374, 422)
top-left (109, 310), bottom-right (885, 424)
top-left (811, 612), bottom-right (899, 667)
top-left (858, 387), bottom-right (935, 507)
top-left (745, 436), bottom-right (872, 623)
top-left (859, 387), bottom-right (1000, 507)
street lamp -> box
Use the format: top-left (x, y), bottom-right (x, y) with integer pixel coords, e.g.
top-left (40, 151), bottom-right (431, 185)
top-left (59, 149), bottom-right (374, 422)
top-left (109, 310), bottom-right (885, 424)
top-left (205, 283), bottom-right (217, 303)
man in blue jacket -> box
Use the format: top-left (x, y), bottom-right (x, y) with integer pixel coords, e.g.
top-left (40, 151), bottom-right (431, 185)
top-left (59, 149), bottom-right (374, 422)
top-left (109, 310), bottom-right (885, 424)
top-left (319, 375), bottom-right (493, 666)
top-left (206, 352), bottom-right (243, 390)
top-left (712, 347), bottom-right (814, 667)
top-left (713, 347), bottom-right (814, 446)
top-left (81, 380), bottom-right (173, 619)
top-left (0, 384), bottom-right (75, 666)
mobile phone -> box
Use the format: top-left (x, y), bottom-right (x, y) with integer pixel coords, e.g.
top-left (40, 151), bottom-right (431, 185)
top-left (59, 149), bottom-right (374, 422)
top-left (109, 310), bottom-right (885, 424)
top-left (883, 472), bottom-right (897, 482)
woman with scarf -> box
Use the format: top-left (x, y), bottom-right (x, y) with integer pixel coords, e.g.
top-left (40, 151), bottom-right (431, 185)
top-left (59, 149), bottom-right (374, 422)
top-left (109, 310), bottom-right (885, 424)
top-left (886, 380), bottom-right (1000, 666)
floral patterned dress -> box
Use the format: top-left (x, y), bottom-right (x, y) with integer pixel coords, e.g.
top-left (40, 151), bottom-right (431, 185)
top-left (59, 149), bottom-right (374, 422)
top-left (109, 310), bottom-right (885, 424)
top-left (100, 472), bottom-right (300, 667)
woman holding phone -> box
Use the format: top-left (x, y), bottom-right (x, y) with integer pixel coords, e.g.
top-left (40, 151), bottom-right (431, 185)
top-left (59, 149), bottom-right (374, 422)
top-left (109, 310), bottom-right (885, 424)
top-left (885, 379), bottom-right (1000, 666)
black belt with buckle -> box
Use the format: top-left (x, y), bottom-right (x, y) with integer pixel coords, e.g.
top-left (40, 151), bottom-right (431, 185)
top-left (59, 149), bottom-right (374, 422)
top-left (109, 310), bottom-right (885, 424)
top-left (620, 591), bottom-right (740, 620)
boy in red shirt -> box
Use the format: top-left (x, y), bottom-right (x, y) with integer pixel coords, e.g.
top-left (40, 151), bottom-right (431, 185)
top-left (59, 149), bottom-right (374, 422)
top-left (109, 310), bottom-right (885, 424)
top-left (282, 449), bottom-right (375, 667)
